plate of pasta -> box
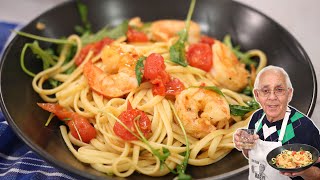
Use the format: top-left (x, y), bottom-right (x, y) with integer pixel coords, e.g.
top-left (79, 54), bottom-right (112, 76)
top-left (266, 144), bottom-right (319, 173)
top-left (0, 0), bottom-right (317, 179)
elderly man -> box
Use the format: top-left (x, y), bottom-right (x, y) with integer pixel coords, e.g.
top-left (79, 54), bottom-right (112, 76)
top-left (234, 65), bottom-right (320, 180)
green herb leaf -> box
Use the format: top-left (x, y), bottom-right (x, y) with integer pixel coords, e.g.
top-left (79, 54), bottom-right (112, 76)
top-left (169, 39), bottom-right (188, 67)
top-left (20, 41), bottom-right (56, 77)
top-left (137, 22), bottom-right (152, 33)
top-left (161, 147), bottom-right (171, 161)
top-left (177, 172), bottom-right (192, 180)
top-left (14, 30), bottom-right (74, 45)
top-left (49, 79), bottom-right (60, 88)
top-left (229, 105), bottom-right (255, 116)
top-left (81, 20), bottom-right (128, 45)
top-left (135, 56), bottom-right (146, 86)
top-left (65, 64), bottom-right (77, 74)
top-left (198, 86), bottom-right (224, 97)
top-left (169, 0), bottom-right (196, 67)
top-left (169, 101), bottom-right (191, 179)
top-left (223, 34), bottom-right (257, 67)
top-left (242, 85), bottom-right (253, 96)
top-left (229, 99), bottom-right (260, 116)
top-left (76, 0), bottom-right (91, 34)
top-left (246, 99), bottom-right (260, 109)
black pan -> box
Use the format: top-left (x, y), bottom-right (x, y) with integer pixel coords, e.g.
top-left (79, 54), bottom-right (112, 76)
top-left (0, 0), bottom-right (317, 179)
top-left (266, 144), bottom-right (319, 173)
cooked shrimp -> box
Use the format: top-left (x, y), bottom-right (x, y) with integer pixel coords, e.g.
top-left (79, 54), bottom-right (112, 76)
top-left (129, 17), bottom-right (144, 28)
top-left (174, 88), bottom-right (230, 138)
top-left (210, 40), bottom-right (249, 92)
top-left (150, 20), bottom-right (200, 43)
top-left (83, 45), bottom-right (138, 98)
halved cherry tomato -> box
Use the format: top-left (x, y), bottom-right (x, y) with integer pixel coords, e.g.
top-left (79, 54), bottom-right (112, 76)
top-left (67, 113), bottom-right (96, 143)
top-left (37, 103), bottom-right (96, 143)
top-left (127, 28), bottom-right (148, 43)
top-left (75, 37), bottom-right (113, 66)
top-left (37, 103), bottom-right (73, 120)
top-left (292, 151), bottom-right (296, 155)
top-left (113, 102), bottom-right (152, 141)
top-left (300, 151), bottom-right (305, 154)
top-left (200, 35), bottom-right (215, 46)
top-left (165, 78), bottom-right (185, 96)
top-left (186, 43), bottom-right (213, 72)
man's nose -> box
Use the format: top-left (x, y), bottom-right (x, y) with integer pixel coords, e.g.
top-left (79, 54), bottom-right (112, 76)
top-left (267, 91), bottom-right (278, 99)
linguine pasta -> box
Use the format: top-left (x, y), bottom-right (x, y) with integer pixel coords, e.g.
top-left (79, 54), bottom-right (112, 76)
top-left (271, 149), bottom-right (313, 169)
top-left (25, 18), bottom-right (266, 177)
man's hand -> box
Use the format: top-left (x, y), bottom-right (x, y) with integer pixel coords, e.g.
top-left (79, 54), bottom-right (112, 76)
top-left (233, 129), bottom-right (259, 150)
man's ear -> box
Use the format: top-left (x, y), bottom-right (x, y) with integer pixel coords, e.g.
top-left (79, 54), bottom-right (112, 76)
top-left (288, 88), bottom-right (294, 103)
top-left (253, 89), bottom-right (260, 103)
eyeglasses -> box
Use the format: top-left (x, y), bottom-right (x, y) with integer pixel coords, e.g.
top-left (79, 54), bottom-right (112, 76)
top-left (258, 87), bottom-right (288, 97)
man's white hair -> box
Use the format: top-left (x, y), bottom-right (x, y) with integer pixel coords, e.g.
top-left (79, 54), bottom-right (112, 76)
top-left (254, 65), bottom-right (293, 90)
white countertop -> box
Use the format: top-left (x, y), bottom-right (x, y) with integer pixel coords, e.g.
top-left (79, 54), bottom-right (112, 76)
top-left (1, 0), bottom-right (319, 179)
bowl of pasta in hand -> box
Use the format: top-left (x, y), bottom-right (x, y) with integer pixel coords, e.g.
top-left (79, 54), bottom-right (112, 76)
top-left (267, 144), bottom-right (319, 173)
top-left (0, 0), bottom-right (317, 179)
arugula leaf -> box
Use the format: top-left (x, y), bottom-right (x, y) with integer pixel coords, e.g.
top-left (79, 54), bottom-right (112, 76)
top-left (81, 20), bottom-right (129, 45)
top-left (65, 64), bottom-right (77, 75)
top-left (44, 113), bottom-right (55, 126)
top-left (75, 0), bottom-right (91, 35)
top-left (177, 173), bottom-right (192, 180)
top-left (14, 30), bottom-right (74, 45)
top-left (20, 41), bottom-right (67, 88)
top-left (190, 85), bottom-right (224, 97)
top-left (169, 38), bottom-right (188, 67)
top-left (198, 86), bottom-right (224, 97)
top-left (229, 105), bottom-right (255, 116)
top-left (223, 35), bottom-right (257, 67)
top-left (169, 101), bottom-right (191, 180)
top-left (135, 56), bottom-right (146, 86)
top-left (246, 99), bottom-right (260, 109)
top-left (229, 99), bottom-right (260, 116)
top-left (242, 85), bottom-right (253, 96)
top-left (137, 22), bottom-right (152, 33)
top-left (133, 116), bottom-right (171, 169)
top-left (20, 41), bottom-right (56, 77)
top-left (169, 0), bottom-right (196, 67)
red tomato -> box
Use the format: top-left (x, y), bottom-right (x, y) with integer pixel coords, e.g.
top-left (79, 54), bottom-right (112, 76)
top-left (75, 37), bottom-right (113, 66)
top-left (292, 151), bottom-right (296, 155)
top-left (37, 103), bottom-right (96, 143)
top-left (37, 103), bottom-right (73, 120)
top-left (300, 151), bottom-right (305, 154)
top-left (151, 77), bottom-right (167, 96)
top-left (127, 28), bottom-right (148, 43)
top-left (143, 53), bottom-right (170, 96)
top-left (67, 113), bottom-right (97, 143)
top-left (143, 53), bottom-right (185, 96)
top-left (187, 43), bottom-right (213, 72)
top-left (113, 102), bottom-right (152, 141)
top-left (143, 53), bottom-right (167, 80)
top-left (200, 35), bottom-right (215, 46)
top-left (165, 78), bottom-right (185, 96)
